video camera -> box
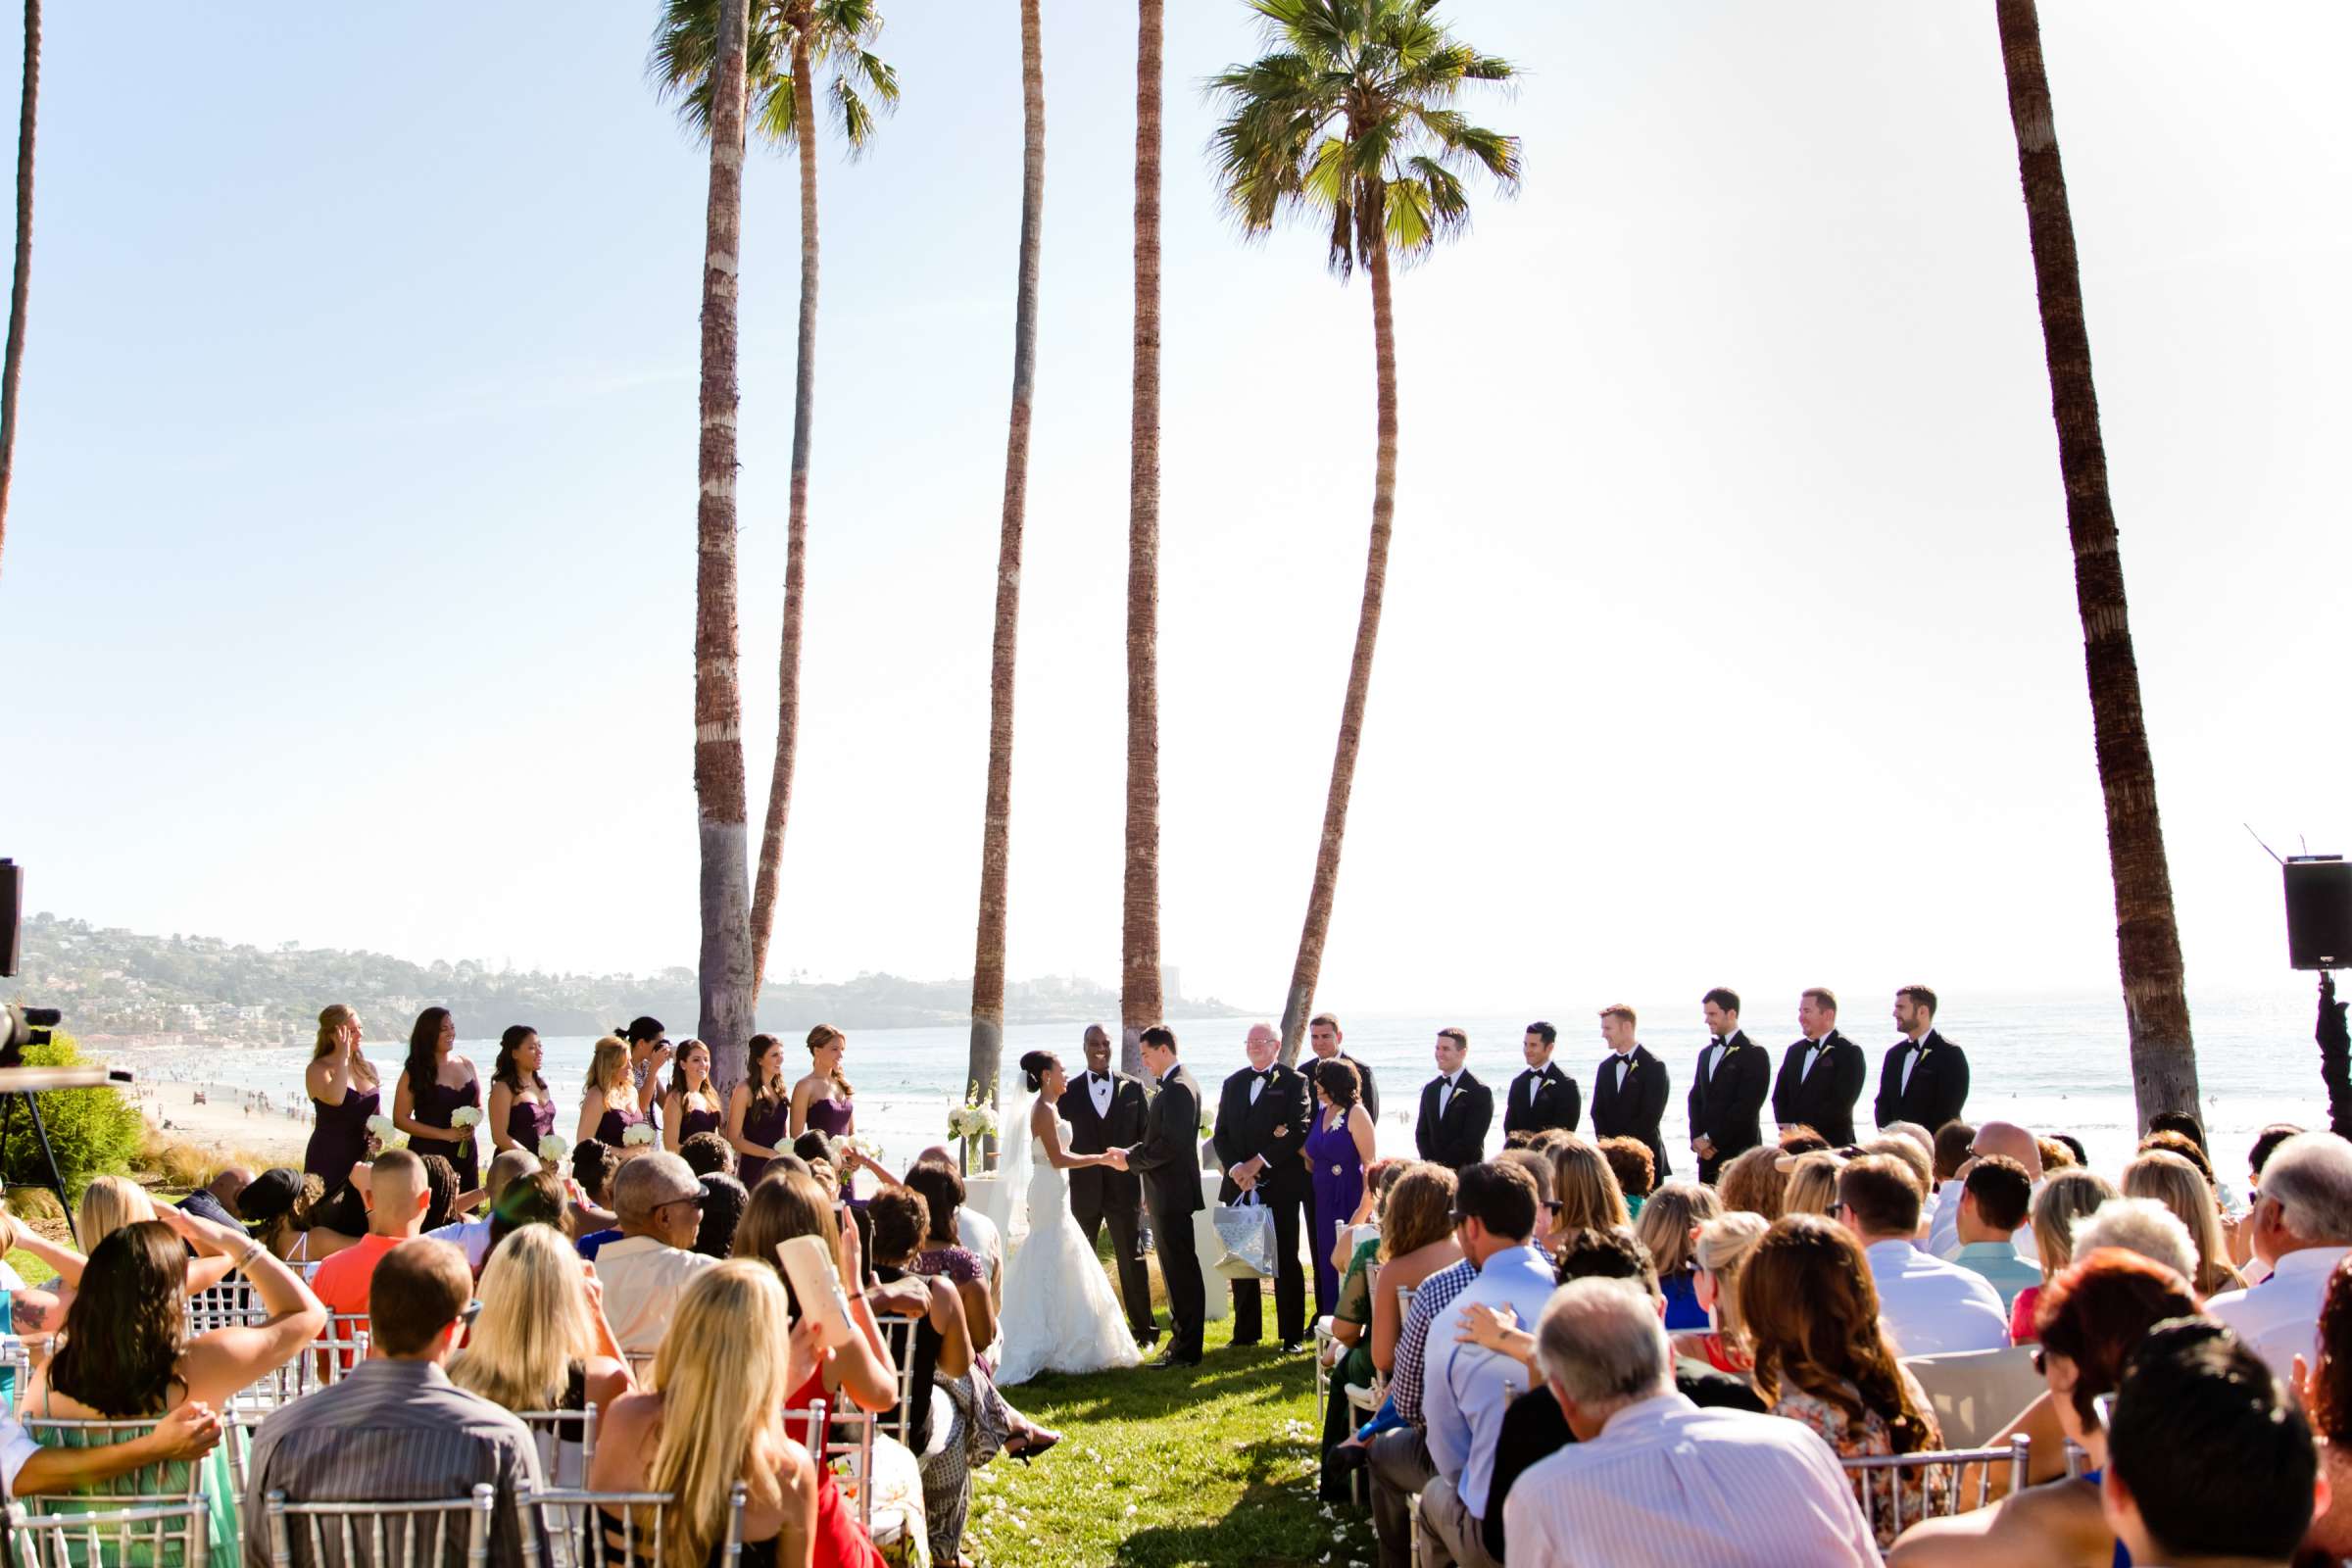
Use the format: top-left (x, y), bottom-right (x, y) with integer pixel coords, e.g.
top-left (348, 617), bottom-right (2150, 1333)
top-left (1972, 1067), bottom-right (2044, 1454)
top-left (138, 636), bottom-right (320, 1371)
top-left (0, 857), bottom-right (60, 1064)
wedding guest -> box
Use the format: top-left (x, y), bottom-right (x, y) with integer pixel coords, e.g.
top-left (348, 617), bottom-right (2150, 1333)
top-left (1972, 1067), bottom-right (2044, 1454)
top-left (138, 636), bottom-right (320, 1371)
top-left (1546, 1139), bottom-right (1632, 1244)
top-left (662, 1039), bottom-right (726, 1154)
top-left (2234, 1122), bottom-right (2308, 1274)
top-left (904, 1161), bottom-right (998, 1353)
top-left (238, 1167), bottom-right (364, 1269)
top-left (1781, 1150), bottom-right (1846, 1218)
top-left (1860, 1133), bottom-right (1935, 1200)
top-left (916, 1147), bottom-right (1003, 1316)
top-left (447, 1222), bottom-right (632, 1482)
top-left (1928, 1120), bottom-right (2043, 1259)
top-left (1932, 1120), bottom-right (1976, 1191)
top-left (1716, 1143), bottom-right (1790, 1221)
top-left (1414, 1029), bottom-right (1493, 1174)
top-left (1673, 1210), bottom-right (1769, 1378)
top-left (1057, 1024), bottom-right (1154, 1347)
top-left (1886, 1249), bottom-right (2200, 1567)
top-left (1501, 1276), bottom-right (1879, 1568)
top-left (15, 1178), bottom-right (238, 1304)
top-left (1319, 1162), bottom-right (1418, 1498)
top-left (1742, 1213), bottom-right (1948, 1545)
top-left (1336, 1164), bottom-right (1461, 1456)
top-left (1880, 1120), bottom-right (1936, 1167)
top-left (174, 1167), bottom-right (253, 1230)
top-left (616, 1015), bottom-right (671, 1130)
top-left (867, 1187), bottom-right (982, 1565)
top-left (679, 1130), bottom-right (736, 1179)
top-left (311, 1149), bottom-right (431, 1319)
top-left (1688, 988), bottom-right (1769, 1183)
top-left (1300, 1012), bottom-right (1382, 1125)
top-left (579, 1036), bottom-right (650, 1154)
top-left (486, 1170), bottom-right (572, 1260)
top-left (393, 1006), bottom-right (481, 1192)
top-left (1502, 1021), bottom-right (1580, 1139)
top-left (738, 1172), bottom-right (904, 1418)
top-left (695, 1172), bottom-right (750, 1259)
top-left (1305, 1057), bottom-right (1376, 1316)
top-left (1633, 1180), bottom-right (1722, 1331)
top-left (2122, 1149), bottom-right (2245, 1297)
top-left (486, 1025), bottom-right (556, 1159)
top-left (727, 1033), bottom-right (795, 1189)
top-left (417, 1154), bottom-right (464, 1234)
top-left (570, 1142), bottom-right (624, 1257)
top-left (1369, 1231), bottom-right (1482, 1568)
top-left (1596, 1138), bottom-right (1654, 1217)
top-left (1771, 988), bottom-right (1866, 1147)
top-left (1838, 1155), bottom-right (2007, 1354)
top-left (242, 1241), bottom-right (544, 1568)
top-left (790, 1024), bottom-right (858, 1148)
top-left (302, 1004), bottom-right (379, 1207)
top-left (594, 1152), bottom-right (719, 1355)
top-left (1214, 1023), bottom-right (1313, 1351)
top-left (2037, 1136), bottom-right (2079, 1173)
top-left (1948, 1154), bottom-right (2042, 1309)
top-left (1590, 1005), bottom-right (1671, 1182)
top-left (2013, 1170), bottom-right (2126, 1345)
top-left (2109, 1325), bottom-right (2318, 1568)
top-left (1418, 1162), bottom-right (1555, 1568)
top-left (1874, 986), bottom-right (1970, 1135)
top-left (2293, 1256), bottom-right (2352, 1560)
top-left (2207, 1131), bottom-right (2352, 1379)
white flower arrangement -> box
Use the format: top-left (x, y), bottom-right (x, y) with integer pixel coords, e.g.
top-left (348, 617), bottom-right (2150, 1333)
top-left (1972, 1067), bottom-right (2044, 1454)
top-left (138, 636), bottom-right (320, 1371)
top-left (448, 1106), bottom-right (482, 1131)
top-left (365, 1114), bottom-right (400, 1146)
top-left (621, 1123), bottom-right (656, 1148)
top-left (946, 1083), bottom-right (999, 1143)
top-left (824, 1133), bottom-right (884, 1169)
top-left (538, 1134), bottom-right (568, 1163)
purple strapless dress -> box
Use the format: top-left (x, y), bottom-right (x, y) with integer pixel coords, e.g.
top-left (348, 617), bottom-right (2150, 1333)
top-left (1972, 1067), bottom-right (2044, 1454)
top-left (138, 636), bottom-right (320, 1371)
top-left (805, 1093), bottom-right (855, 1196)
top-left (596, 1101), bottom-right (650, 1152)
top-left (737, 1094), bottom-right (792, 1189)
top-left (411, 1075), bottom-right (482, 1189)
top-left (674, 1093), bottom-right (723, 1143)
top-left (506, 1089), bottom-right (557, 1152)
top-left (306, 1083), bottom-right (379, 1185)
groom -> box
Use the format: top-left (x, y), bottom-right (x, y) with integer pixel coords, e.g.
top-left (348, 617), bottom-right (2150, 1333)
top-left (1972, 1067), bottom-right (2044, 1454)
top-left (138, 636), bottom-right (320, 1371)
top-left (1122, 1024), bottom-right (1206, 1368)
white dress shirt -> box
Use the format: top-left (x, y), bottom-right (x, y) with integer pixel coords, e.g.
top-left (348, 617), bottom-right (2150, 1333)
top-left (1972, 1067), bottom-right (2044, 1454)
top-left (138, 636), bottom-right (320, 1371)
top-left (423, 1216), bottom-right (494, 1271)
top-left (1898, 1036), bottom-right (1928, 1093)
top-left (0, 1409), bottom-right (38, 1497)
top-left (1864, 1238), bottom-right (2010, 1356)
top-left (2207, 1244), bottom-right (2352, 1381)
top-left (1500, 1393), bottom-right (1879, 1568)
top-left (594, 1235), bottom-right (720, 1355)
top-left (1437, 1074), bottom-right (1458, 1116)
top-left (1421, 1245), bottom-right (1560, 1519)
top-left (1089, 1071), bottom-right (1112, 1119)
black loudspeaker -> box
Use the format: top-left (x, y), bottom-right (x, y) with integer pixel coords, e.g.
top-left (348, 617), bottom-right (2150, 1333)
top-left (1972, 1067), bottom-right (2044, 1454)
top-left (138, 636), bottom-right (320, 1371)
top-left (0, 859), bottom-right (19, 978)
top-left (2285, 857), bottom-right (2352, 970)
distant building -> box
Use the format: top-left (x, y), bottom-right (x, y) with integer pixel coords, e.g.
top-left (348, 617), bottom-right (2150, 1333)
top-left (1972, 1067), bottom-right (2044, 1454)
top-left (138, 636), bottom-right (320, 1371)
top-left (1163, 967), bottom-right (1183, 1008)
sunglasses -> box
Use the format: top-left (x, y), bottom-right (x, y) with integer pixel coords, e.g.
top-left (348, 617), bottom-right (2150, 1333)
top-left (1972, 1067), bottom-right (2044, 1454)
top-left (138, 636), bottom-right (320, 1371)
top-left (659, 1191), bottom-right (709, 1212)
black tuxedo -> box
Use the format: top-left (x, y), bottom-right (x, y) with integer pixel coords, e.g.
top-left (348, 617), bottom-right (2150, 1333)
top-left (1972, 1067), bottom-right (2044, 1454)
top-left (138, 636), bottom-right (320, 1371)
top-left (1213, 1062), bottom-right (1311, 1345)
top-left (1591, 1046), bottom-right (1672, 1181)
top-left (1872, 1030), bottom-right (1971, 1135)
top-left (1686, 1031), bottom-right (1770, 1183)
top-left (1299, 1053), bottom-right (1380, 1126)
top-left (1414, 1070), bottom-right (1494, 1172)
top-left (1502, 1061), bottom-right (1582, 1137)
top-left (1059, 1067), bottom-right (1154, 1340)
top-left (1772, 1031), bottom-right (1867, 1147)
top-left (1126, 1062), bottom-right (1207, 1358)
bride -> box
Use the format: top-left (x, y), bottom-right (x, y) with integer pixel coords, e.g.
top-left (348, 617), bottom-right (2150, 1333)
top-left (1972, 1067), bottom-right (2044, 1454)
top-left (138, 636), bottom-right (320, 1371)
top-left (995, 1049), bottom-right (1144, 1384)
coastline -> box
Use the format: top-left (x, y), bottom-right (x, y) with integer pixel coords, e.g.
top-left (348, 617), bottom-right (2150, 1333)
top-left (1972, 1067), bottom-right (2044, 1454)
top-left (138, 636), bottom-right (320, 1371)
top-left (137, 1078), bottom-right (309, 1166)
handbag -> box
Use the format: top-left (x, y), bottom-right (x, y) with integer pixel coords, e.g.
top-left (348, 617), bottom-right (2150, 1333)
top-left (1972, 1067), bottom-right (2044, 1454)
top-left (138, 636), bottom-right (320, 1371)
top-left (1212, 1189), bottom-right (1277, 1281)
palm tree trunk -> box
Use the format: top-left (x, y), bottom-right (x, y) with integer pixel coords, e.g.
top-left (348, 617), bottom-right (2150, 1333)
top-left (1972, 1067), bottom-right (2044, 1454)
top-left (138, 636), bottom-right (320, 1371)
top-left (749, 14), bottom-right (822, 1004)
top-left (0, 0), bottom-right (38, 581)
top-left (1120, 0), bottom-right (1164, 1078)
top-left (1994, 0), bottom-right (2195, 1128)
top-left (967, 0), bottom-right (1045, 1153)
top-left (693, 0), bottom-right (758, 1090)
top-left (1277, 217), bottom-right (1396, 1067)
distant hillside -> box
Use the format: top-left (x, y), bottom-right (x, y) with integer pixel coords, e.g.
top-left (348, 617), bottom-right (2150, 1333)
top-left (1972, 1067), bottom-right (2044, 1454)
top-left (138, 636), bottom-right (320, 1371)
top-left (6, 912), bottom-right (1250, 1046)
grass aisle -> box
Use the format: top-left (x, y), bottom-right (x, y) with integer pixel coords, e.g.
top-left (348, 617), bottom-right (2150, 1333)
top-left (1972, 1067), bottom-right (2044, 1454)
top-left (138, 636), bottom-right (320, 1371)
top-left (970, 1319), bottom-right (1376, 1568)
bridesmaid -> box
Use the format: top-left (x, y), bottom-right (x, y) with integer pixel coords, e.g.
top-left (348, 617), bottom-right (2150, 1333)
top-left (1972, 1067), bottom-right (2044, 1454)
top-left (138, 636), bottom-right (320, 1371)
top-left (727, 1034), bottom-right (793, 1189)
top-left (789, 1024), bottom-right (857, 1145)
top-left (395, 1006), bottom-right (482, 1191)
top-left (303, 1004), bottom-right (378, 1236)
top-left (579, 1036), bottom-right (649, 1154)
top-left (1303, 1058), bottom-right (1375, 1316)
top-left (487, 1025), bottom-right (557, 1159)
top-left (662, 1040), bottom-right (725, 1152)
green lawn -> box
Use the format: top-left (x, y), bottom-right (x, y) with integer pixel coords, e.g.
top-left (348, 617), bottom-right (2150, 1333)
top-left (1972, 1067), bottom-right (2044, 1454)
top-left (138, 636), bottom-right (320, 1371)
top-left (967, 1320), bottom-right (1375, 1568)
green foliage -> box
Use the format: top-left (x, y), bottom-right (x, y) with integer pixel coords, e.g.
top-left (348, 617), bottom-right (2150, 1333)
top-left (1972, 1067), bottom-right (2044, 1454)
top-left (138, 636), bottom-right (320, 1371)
top-left (648, 0), bottom-right (899, 155)
top-left (0, 1032), bottom-right (144, 1201)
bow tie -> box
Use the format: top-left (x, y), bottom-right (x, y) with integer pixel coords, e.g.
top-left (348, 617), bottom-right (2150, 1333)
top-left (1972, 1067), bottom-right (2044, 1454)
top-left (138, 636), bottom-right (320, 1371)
top-left (1710, 1037), bottom-right (1725, 1049)
top-left (1090, 1072), bottom-right (1108, 1085)
top-left (1250, 1069), bottom-right (1272, 1082)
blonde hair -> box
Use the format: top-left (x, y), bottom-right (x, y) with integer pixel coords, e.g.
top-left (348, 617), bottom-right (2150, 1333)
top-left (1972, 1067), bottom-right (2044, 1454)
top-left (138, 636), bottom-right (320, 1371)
top-left (1782, 1152), bottom-right (1845, 1218)
top-left (2031, 1168), bottom-right (2119, 1283)
top-left (1692, 1210), bottom-right (1771, 1345)
top-left (1860, 1136), bottom-right (1933, 1196)
top-left (806, 1025), bottom-right (854, 1099)
top-left (313, 1004), bottom-right (357, 1060)
top-left (449, 1224), bottom-right (595, 1412)
top-left (587, 1037), bottom-right (633, 1112)
top-left (2122, 1151), bottom-right (2246, 1297)
top-left (648, 1263), bottom-right (797, 1568)
top-left (77, 1176), bottom-right (156, 1250)
top-left (1549, 1140), bottom-right (1632, 1234)
top-left (1634, 1181), bottom-right (1722, 1279)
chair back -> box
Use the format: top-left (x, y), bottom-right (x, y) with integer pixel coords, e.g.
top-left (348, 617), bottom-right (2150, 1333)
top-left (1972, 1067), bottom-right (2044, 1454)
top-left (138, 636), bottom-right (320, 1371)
top-left (2064, 1439), bottom-right (2091, 1480)
top-left (1839, 1435), bottom-right (2032, 1537)
top-left (523, 1483), bottom-right (745, 1568)
top-left (184, 1281), bottom-right (261, 1332)
top-left (19, 1417), bottom-right (212, 1510)
top-left (262, 1484), bottom-right (496, 1568)
top-left (310, 1316), bottom-right (371, 1388)
top-left (1901, 1346), bottom-right (2044, 1449)
top-left (786, 1399), bottom-right (876, 1535)
top-left (1396, 1286), bottom-right (1416, 1321)
top-left (621, 1352), bottom-right (657, 1389)
top-left (0, 1342), bottom-right (32, 1413)
top-left (511, 1405), bottom-right (600, 1491)
top-left (875, 1318), bottom-right (920, 1450)
top-left (6, 1497), bottom-right (211, 1568)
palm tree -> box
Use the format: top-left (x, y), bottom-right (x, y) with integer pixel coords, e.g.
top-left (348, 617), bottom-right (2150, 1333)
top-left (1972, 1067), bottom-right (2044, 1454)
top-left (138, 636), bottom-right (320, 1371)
top-left (1209, 0), bottom-right (1518, 1066)
top-left (685, 0), bottom-right (758, 1088)
top-left (966, 0), bottom-right (1046, 1150)
top-left (654, 0), bottom-right (899, 1006)
top-left (1993, 0), bottom-right (2196, 1128)
top-left (1121, 0), bottom-right (1164, 1078)
top-left (0, 0), bottom-right (40, 582)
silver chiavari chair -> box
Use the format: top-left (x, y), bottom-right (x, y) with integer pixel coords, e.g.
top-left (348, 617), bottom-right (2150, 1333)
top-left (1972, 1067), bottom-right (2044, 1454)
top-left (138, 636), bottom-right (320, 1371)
top-left (308, 1315), bottom-right (370, 1390)
top-left (2063, 1439), bottom-right (2091, 1479)
top-left (19, 1416), bottom-right (216, 1514)
top-left (264, 1484), bottom-right (498, 1568)
top-left (6, 1497), bottom-right (210, 1568)
top-left (511, 1405), bottom-right (600, 1492)
top-left (875, 1318), bottom-right (920, 1450)
top-left (523, 1482), bottom-right (744, 1568)
top-left (0, 1341), bottom-right (33, 1413)
top-left (1841, 1434), bottom-right (2034, 1538)
top-left (786, 1397), bottom-right (878, 1535)
top-left (621, 1351), bottom-right (657, 1389)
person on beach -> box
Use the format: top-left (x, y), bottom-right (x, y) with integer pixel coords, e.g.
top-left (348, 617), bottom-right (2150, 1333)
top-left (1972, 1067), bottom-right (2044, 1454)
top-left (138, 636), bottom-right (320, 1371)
top-left (486, 1024), bottom-right (556, 1159)
top-left (662, 1039), bottom-right (725, 1153)
top-left (727, 1033), bottom-right (794, 1189)
top-left (393, 1006), bottom-right (481, 1191)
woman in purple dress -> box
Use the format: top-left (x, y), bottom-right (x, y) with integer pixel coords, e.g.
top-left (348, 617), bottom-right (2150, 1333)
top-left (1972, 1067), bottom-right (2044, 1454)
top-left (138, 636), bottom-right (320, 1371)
top-left (661, 1040), bottom-right (726, 1153)
top-left (727, 1034), bottom-right (793, 1188)
top-left (790, 1024), bottom-right (857, 1144)
top-left (303, 1004), bottom-right (379, 1235)
top-left (395, 1005), bottom-right (482, 1191)
top-left (1304, 1058), bottom-right (1376, 1316)
top-left (578, 1036), bottom-right (649, 1153)
top-left (486, 1025), bottom-right (557, 1159)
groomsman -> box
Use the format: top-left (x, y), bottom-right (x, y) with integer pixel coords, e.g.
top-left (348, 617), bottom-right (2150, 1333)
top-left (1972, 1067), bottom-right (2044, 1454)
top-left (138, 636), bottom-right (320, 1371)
top-left (1298, 1013), bottom-right (1380, 1125)
top-left (1213, 1023), bottom-right (1312, 1351)
top-left (1502, 1020), bottom-right (1581, 1137)
top-left (1058, 1023), bottom-right (1156, 1347)
top-left (1873, 984), bottom-right (1971, 1134)
top-left (1771, 987), bottom-right (1867, 1146)
top-left (1687, 987), bottom-right (1769, 1183)
top-left (1590, 1004), bottom-right (1671, 1181)
top-left (1414, 1028), bottom-right (1493, 1173)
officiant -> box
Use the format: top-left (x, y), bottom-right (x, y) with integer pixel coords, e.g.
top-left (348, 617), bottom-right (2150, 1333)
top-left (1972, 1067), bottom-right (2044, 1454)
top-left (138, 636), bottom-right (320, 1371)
top-left (1058, 1023), bottom-right (1157, 1348)
top-left (1213, 1023), bottom-right (1312, 1352)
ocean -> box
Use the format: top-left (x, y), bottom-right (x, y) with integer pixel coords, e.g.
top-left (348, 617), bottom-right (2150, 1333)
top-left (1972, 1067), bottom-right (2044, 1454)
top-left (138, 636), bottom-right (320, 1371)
top-left (135, 984), bottom-right (2337, 1188)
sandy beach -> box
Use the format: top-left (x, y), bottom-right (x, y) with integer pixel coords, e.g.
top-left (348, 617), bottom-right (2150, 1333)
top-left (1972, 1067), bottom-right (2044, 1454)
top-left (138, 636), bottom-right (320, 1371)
top-left (137, 1078), bottom-right (309, 1166)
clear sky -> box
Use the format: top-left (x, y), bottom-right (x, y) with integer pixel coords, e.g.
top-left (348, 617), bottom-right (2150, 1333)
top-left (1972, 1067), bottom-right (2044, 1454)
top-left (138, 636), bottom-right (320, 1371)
top-left (3, 4), bottom-right (2347, 1018)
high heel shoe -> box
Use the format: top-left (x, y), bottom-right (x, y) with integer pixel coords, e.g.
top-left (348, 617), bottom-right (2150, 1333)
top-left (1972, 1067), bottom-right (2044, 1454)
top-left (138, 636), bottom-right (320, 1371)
top-left (1003, 1427), bottom-right (1062, 1464)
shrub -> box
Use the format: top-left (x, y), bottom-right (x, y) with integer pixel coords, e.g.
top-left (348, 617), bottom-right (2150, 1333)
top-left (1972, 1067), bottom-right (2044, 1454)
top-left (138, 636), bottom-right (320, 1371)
top-left (0, 1032), bottom-right (145, 1201)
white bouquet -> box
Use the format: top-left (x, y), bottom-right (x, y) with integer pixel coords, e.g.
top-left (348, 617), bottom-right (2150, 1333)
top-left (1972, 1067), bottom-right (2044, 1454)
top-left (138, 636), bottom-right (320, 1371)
top-left (448, 1106), bottom-right (482, 1132)
top-left (365, 1114), bottom-right (399, 1146)
top-left (945, 1096), bottom-right (999, 1144)
top-left (538, 1134), bottom-right (568, 1164)
top-left (621, 1123), bottom-right (656, 1148)
top-left (825, 1133), bottom-right (884, 1170)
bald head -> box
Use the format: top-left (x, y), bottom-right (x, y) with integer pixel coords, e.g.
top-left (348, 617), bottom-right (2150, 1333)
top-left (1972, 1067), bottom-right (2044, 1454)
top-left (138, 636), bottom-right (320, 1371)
top-left (485, 1148), bottom-right (537, 1205)
top-left (366, 1150), bottom-right (429, 1239)
top-left (208, 1167), bottom-right (256, 1213)
top-left (1973, 1121), bottom-right (2042, 1181)
top-left (1245, 1024), bottom-right (1280, 1070)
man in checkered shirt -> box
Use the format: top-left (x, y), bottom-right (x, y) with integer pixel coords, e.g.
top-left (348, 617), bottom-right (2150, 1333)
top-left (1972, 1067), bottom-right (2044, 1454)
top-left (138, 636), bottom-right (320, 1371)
top-left (1368, 1250), bottom-right (1480, 1568)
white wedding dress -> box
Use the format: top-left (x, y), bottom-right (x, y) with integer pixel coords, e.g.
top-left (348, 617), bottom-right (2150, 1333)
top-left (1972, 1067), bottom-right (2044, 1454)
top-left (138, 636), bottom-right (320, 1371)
top-left (994, 1103), bottom-right (1143, 1385)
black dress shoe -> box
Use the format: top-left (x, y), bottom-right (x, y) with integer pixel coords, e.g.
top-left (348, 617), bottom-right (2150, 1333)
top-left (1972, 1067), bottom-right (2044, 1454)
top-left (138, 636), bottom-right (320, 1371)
top-left (1327, 1443), bottom-right (1371, 1475)
top-left (1149, 1350), bottom-right (1201, 1369)
top-left (1133, 1329), bottom-right (1160, 1348)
